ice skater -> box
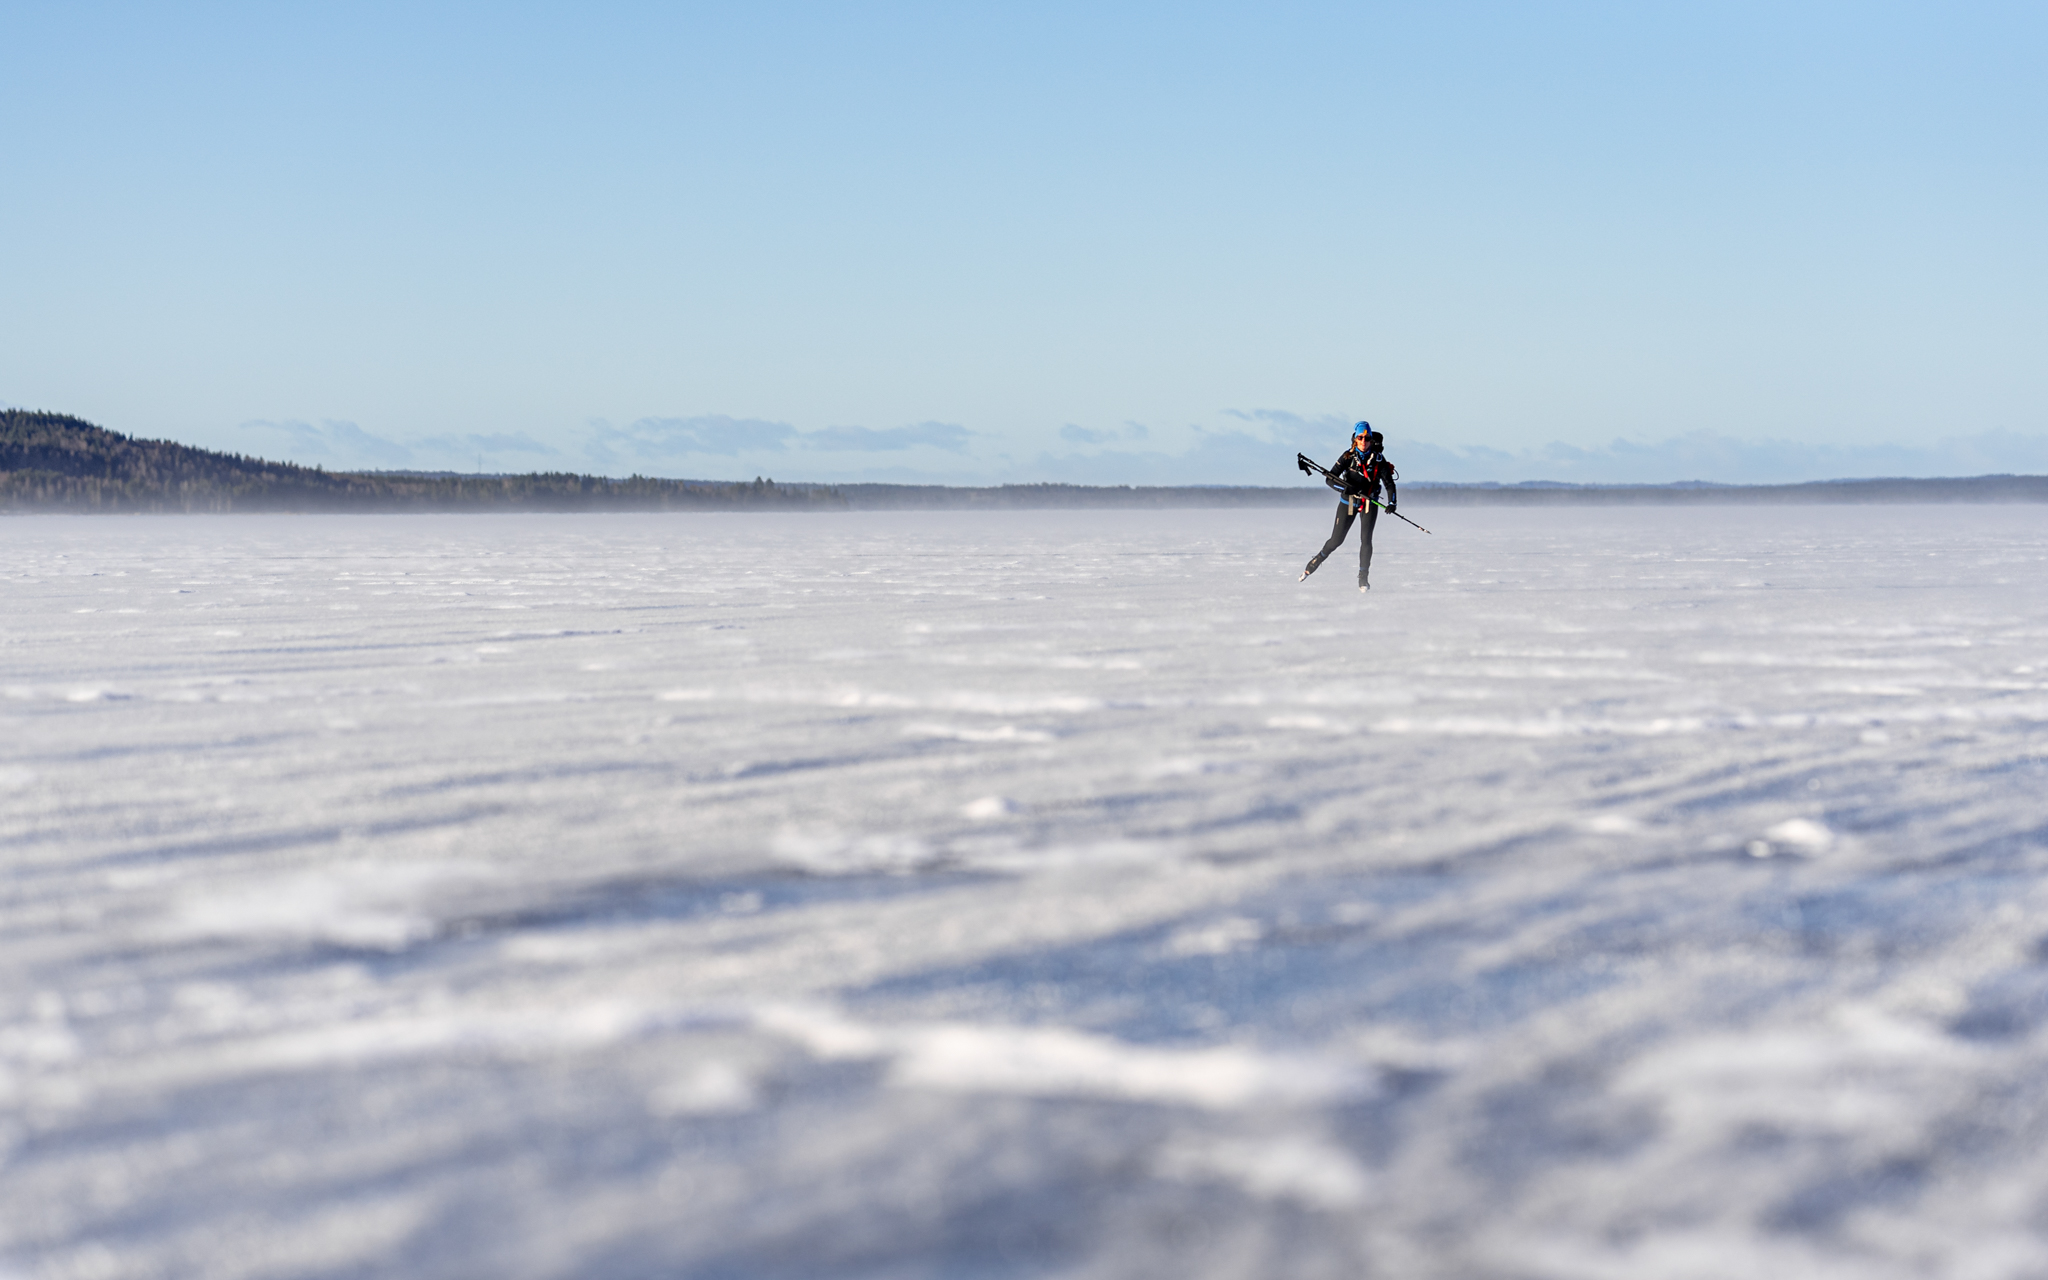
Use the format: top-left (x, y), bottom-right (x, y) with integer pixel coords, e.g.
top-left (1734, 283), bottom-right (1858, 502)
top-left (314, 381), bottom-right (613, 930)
top-left (1299, 422), bottom-right (1399, 591)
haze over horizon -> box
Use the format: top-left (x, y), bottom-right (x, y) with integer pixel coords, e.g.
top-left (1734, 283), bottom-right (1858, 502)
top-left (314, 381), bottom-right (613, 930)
top-left (6, 3), bottom-right (2044, 486)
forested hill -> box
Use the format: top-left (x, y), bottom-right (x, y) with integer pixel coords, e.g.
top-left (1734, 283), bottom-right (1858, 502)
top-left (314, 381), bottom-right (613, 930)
top-left (0, 411), bottom-right (841, 512)
top-left (12, 409), bottom-right (2044, 514)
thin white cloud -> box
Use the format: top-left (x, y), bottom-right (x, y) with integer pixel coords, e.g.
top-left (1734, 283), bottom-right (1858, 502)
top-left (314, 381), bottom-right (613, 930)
top-left (799, 422), bottom-right (973, 453)
top-left (1030, 426), bottom-right (1314, 488)
top-left (241, 419), bottom-right (413, 467)
top-left (583, 416), bottom-right (798, 465)
top-left (415, 431), bottom-right (559, 456)
top-left (575, 416), bottom-right (975, 466)
top-left (1222, 408), bottom-right (1354, 437)
top-left (1056, 422), bottom-right (1149, 446)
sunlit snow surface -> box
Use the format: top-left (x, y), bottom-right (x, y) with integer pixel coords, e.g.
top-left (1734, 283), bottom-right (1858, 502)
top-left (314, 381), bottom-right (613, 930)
top-left (6, 506), bottom-right (2048, 1279)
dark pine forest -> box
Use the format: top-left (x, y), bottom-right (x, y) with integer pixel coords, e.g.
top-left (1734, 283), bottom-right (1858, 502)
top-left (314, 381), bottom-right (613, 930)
top-left (0, 411), bottom-right (841, 513)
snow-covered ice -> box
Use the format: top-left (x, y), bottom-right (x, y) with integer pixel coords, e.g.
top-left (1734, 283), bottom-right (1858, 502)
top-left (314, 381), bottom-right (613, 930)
top-left (4, 504), bottom-right (2048, 1278)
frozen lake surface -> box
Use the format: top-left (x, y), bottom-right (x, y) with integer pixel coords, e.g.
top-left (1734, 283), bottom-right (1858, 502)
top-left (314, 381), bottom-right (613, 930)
top-left (5, 504), bottom-right (2048, 1279)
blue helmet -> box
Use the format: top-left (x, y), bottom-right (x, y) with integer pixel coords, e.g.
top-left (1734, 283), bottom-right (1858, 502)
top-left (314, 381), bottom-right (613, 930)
top-left (1353, 421), bottom-right (1371, 435)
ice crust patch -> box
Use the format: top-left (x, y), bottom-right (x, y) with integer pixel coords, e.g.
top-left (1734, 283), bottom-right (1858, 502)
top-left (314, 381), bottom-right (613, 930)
top-left (6, 506), bottom-right (2048, 1279)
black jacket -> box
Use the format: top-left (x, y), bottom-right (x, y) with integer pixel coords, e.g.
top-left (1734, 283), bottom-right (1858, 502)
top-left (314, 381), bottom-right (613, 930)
top-left (1325, 447), bottom-right (1397, 507)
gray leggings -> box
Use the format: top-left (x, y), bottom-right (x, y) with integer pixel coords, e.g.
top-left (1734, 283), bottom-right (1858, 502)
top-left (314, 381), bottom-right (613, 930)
top-left (1309, 499), bottom-right (1378, 583)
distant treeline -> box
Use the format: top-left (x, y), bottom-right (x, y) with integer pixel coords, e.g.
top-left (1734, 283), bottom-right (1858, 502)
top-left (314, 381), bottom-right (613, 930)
top-left (0, 411), bottom-right (842, 513)
top-left (814, 477), bottom-right (2048, 508)
top-left (1402, 476), bottom-right (2048, 505)
top-left (832, 482), bottom-right (1326, 509)
top-left (6, 410), bottom-right (2044, 513)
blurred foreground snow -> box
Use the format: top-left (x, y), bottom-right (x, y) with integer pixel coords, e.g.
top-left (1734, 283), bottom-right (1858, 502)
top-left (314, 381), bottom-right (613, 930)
top-left (4, 506), bottom-right (2048, 1278)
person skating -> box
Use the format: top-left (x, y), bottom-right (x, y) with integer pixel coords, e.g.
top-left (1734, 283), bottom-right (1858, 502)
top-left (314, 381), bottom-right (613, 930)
top-left (1300, 422), bottom-right (1398, 591)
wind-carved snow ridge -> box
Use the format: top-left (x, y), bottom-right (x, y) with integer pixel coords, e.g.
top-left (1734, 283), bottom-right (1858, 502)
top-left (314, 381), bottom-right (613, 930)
top-left (5, 507), bottom-right (2048, 1279)
top-left (1748, 816), bottom-right (1840, 858)
top-left (754, 1004), bottom-right (1373, 1110)
top-left (159, 861), bottom-right (491, 950)
top-left (768, 825), bottom-right (940, 875)
top-left (1153, 1133), bottom-right (1373, 1210)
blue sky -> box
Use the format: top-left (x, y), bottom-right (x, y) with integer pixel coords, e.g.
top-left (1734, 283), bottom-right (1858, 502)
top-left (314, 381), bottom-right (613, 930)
top-left (5, 2), bottom-right (2044, 484)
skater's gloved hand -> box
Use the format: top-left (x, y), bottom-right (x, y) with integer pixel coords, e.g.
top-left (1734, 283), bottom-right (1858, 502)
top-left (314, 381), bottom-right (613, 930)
top-left (1385, 500), bottom-right (1396, 514)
